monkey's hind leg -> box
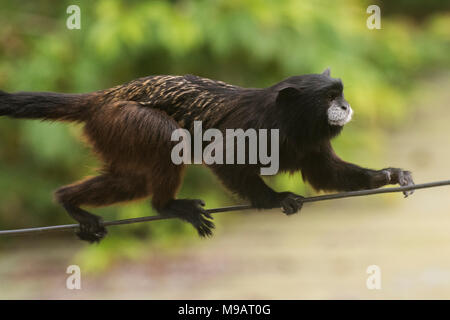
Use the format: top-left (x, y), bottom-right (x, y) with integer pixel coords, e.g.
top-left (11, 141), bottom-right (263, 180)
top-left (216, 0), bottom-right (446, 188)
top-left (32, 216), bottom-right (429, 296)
top-left (55, 172), bottom-right (150, 243)
top-left (82, 100), bottom-right (214, 238)
top-left (60, 203), bottom-right (106, 243)
top-left (149, 166), bottom-right (214, 238)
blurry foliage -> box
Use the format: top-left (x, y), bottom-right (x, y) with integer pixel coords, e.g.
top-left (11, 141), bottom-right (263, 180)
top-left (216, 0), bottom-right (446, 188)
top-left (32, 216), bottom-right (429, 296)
top-left (372, 0), bottom-right (450, 21)
top-left (0, 0), bottom-right (448, 266)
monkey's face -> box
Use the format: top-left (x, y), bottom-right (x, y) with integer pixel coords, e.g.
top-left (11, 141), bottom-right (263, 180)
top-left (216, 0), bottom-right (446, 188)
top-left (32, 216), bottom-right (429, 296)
top-left (274, 68), bottom-right (352, 140)
top-left (326, 89), bottom-right (353, 127)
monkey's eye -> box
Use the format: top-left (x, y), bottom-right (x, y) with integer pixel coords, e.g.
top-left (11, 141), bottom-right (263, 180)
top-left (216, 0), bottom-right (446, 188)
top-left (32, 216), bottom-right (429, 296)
top-left (327, 91), bottom-right (340, 100)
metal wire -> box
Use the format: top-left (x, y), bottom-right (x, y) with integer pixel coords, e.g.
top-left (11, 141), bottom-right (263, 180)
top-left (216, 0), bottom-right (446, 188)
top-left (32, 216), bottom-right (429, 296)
top-left (0, 179), bottom-right (449, 236)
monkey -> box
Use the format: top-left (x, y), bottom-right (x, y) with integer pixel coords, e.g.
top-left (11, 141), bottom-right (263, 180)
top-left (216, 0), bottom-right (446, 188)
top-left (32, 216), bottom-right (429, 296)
top-left (0, 68), bottom-right (414, 242)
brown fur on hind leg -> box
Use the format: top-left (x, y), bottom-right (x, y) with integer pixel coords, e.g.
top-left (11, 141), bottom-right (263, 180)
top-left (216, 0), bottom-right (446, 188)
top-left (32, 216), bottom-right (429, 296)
top-left (55, 172), bottom-right (150, 242)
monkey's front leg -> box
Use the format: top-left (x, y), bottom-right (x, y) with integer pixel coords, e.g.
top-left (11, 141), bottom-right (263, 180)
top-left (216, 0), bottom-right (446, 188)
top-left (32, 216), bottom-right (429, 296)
top-left (300, 142), bottom-right (415, 196)
top-left (353, 167), bottom-right (414, 197)
top-left (211, 165), bottom-right (304, 215)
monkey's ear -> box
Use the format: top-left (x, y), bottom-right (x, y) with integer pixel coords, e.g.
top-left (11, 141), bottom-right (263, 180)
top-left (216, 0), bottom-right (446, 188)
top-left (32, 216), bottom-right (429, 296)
top-left (276, 87), bottom-right (299, 106)
top-left (322, 68), bottom-right (331, 77)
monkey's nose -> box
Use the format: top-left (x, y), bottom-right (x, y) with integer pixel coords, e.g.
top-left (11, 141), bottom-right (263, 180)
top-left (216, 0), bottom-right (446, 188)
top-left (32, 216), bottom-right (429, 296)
top-left (340, 105), bottom-right (348, 111)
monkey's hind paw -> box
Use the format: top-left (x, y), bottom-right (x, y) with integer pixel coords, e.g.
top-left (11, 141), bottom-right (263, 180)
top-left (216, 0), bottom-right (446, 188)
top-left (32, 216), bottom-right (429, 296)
top-left (76, 219), bottom-right (108, 243)
top-left (278, 192), bottom-right (304, 215)
top-left (161, 199), bottom-right (215, 238)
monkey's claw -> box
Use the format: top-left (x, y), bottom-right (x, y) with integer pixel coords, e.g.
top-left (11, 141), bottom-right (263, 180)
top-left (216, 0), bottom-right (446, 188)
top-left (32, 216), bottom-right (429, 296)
top-left (384, 168), bottom-right (415, 197)
top-left (187, 199), bottom-right (215, 237)
top-left (161, 199), bottom-right (215, 238)
top-left (398, 170), bottom-right (415, 197)
top-left (76, 219), bottom-right (107, 243)
top-left (278, 192), bottom-right (304, 215)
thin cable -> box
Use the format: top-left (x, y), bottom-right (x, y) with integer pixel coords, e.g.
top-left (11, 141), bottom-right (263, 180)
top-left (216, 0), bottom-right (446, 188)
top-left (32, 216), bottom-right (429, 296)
top-left (0, 179), bottom-right (449, 236)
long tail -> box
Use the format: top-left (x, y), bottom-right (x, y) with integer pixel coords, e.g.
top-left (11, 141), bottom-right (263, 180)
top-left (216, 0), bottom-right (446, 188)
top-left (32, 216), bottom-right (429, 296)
top-left (0, 90), bottom-right (92, 122)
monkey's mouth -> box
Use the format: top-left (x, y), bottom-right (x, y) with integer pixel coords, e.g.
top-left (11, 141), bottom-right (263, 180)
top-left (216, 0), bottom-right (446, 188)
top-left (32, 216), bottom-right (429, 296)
top-left (327, 106), bottom-right (353, 126)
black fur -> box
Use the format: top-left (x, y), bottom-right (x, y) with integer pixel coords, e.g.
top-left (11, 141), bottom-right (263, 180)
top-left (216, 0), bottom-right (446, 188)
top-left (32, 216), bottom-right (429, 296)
top-left (0, 71), bottom-right (414, 241)
top-left (0, 90), bottom-right (90, 122)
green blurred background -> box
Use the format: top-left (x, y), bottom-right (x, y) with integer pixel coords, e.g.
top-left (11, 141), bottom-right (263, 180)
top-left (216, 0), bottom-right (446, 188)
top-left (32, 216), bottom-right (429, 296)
top-left (0, 0), bottom-right (449, 299)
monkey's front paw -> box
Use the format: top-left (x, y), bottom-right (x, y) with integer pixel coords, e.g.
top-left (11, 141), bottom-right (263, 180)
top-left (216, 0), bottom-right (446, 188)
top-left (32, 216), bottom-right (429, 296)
top-left (383, 168), bottom-right (415, 197)
top-left (277, 192), bottom-right (304, 215)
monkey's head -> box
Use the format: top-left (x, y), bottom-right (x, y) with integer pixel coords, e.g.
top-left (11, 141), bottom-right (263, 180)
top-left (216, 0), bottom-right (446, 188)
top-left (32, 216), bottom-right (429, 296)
top-left (274, 68), bottom-right (352, 141)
